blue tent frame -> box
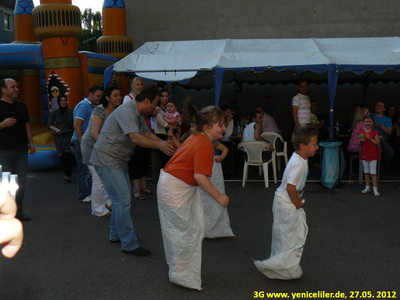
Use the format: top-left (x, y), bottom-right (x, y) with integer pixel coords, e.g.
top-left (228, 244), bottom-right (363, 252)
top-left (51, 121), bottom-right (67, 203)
top-left (104, 61), bottom-right (400, 139)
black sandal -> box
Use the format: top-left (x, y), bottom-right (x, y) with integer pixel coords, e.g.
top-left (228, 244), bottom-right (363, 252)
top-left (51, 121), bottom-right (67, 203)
top-left (140, 188), bottom-right (156, 195)
top-left (133, 192), bottom-right (145, 200)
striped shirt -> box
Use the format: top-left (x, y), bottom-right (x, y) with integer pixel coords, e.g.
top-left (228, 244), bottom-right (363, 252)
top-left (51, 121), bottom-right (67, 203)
top-left (292, 93), bottom-right (311, 127)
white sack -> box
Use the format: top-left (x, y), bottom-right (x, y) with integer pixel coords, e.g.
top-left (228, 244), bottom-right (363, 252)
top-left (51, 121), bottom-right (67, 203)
top-left (157, 170), bottom-right (205, 290)
top-left (254, 189), bottom-right (308, 280)
top-left (199, 159), bottom-right (235, 238)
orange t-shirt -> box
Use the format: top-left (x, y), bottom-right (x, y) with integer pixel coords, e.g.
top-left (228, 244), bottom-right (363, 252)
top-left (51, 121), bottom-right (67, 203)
top-left (164, 133), bottom-right (214, 186)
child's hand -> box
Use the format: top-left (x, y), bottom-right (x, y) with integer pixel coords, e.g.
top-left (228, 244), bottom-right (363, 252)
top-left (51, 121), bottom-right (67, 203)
top-left (0, 186), bottom-right (24, 258)
top-left (367, 135), bottom-right (372, 140)
top-left (215, 193), bottom-right (229, 207)
top-left (295, 199), bottom-right (305, 209)
top-left (214, 156), bottom-right (223, 163)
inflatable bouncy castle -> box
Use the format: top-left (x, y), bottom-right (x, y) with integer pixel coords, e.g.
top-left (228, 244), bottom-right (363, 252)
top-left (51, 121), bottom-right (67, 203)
top-left (0, 0), bottom-right (131, 170)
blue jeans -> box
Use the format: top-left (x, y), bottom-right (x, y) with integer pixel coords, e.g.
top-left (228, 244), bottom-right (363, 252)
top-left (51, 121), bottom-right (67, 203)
top-left (380, 140), bottom-right (394, 168)
top-left (0, 150), bottom-right (28, 214)
top-left (95, 166), bottom-right (140, 252)
top-left (71, 140), bottom-right (92, 201)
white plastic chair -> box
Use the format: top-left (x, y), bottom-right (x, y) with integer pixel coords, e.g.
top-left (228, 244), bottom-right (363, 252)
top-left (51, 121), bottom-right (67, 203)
top-left (237, 141), bottom-right (276, 188)
top-left (261, 132), bottom-right (288, 172)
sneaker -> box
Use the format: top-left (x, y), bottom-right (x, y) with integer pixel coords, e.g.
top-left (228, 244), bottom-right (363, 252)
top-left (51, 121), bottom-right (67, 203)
top-left (373, 189), bottom-right (380, 197)
top-left (122, 247), bottom-right (151, 256)
top-left (361, 187), bottom-right (371, 194)
top-left (79, 195), bottom-right (91, 203)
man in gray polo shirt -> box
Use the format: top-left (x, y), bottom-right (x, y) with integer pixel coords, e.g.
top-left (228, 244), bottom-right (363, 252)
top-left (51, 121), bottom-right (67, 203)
top-left (90, 85), bottom-right (174, 256)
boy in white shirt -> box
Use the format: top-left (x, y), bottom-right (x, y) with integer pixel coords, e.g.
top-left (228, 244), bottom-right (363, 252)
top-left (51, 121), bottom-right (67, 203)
top-left (254, 127), bottom-right (319, 280)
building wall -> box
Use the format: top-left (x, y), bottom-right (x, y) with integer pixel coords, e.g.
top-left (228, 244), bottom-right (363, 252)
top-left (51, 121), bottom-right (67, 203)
top-left (126, 0), bottom-right (400, 50)
top-left (0, 3), bottom-right (15, 43)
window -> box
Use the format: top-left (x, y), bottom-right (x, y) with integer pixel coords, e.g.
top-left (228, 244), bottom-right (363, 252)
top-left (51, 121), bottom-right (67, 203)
top-left (4, 12), bottom-right (12, 31)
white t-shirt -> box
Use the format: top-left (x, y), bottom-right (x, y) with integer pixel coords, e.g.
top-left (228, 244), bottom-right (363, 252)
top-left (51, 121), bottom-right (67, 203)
top-left (292, 93), bottom-right (311, 127)
top-left (243, 122), bottom-right (256, 141)
top-left (123, 94), bottom-right (134, 104)
top-left (277, 152), bottom-right (308, 198)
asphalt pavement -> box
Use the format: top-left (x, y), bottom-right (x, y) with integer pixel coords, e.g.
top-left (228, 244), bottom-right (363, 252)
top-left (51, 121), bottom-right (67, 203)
top-left (0, 167), bottom-right (399, 300)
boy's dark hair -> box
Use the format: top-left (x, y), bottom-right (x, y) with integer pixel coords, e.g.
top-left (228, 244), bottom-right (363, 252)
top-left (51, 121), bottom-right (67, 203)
top-left (292, 127), bottom-right (319, 151)
top-left (249, 110), bottom-right (261, 122)
top-left (135, 85), bottom-right (161, 103)
top-left (88, 85), bottom-right (103, 95)
top-left (363, 113), bottom-right (374, 122)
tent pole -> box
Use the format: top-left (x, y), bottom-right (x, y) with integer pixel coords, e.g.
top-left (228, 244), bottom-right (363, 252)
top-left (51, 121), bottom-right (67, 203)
top-left (328, 64), bottom-right (339, 140)
top-left (213, 67), bottom-right (225, 106)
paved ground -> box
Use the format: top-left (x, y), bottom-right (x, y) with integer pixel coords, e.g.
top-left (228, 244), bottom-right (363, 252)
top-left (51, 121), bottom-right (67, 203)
top-left (0, 167), bottom-right (399, 300)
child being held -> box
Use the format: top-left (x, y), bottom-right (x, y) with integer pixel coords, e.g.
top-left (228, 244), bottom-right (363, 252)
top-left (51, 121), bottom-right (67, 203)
top-left (254, 127), bottom-right (319, 280)
top-left (164, 101), bottom-right (182, 141)
top-left (359, 113), bottom-right (381, 197)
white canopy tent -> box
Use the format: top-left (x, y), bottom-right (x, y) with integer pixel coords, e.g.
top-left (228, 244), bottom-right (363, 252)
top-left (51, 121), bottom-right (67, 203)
top-left (104, 37), bottom-right (400, 138)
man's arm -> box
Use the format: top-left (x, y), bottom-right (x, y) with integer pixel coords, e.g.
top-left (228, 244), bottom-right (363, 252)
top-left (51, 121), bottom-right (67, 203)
top-left (74, 118), bottom-right (84, 144)
top-left (292, 105), bottom-right (300, 128)
top-left (255, 123), bottom-right (274, 150)
top-left (129, 132), bottom-right (174, 156)
top-left (142, 131), bottom-right (164, 141)
top-left (254, 122), bottom-right (264, 141)
top-left (0, 118), bottom-right (17, 130)
top-left (25, 123), bottom-right (36, 154)
top-left (375, 121), bottom-right (392, 136)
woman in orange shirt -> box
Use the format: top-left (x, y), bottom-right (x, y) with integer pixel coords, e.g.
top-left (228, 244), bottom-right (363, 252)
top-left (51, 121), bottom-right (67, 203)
top-left (157, 103), bottom-right (229, 290)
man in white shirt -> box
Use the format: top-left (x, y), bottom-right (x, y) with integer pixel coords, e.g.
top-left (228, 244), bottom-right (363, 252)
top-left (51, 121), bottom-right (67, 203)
top-left (242, 110), bottom-right (274, 148)
top-left (292, 81), bottom-right (311, 128)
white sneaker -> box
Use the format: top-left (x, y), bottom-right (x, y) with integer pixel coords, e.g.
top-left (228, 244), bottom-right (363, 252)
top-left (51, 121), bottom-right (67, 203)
top-left (373, 189), bottom-right (380, 197)
top-left (361, 187), bottom-right (371, 194)
top-left (80, 195), bottom-right (91, 203)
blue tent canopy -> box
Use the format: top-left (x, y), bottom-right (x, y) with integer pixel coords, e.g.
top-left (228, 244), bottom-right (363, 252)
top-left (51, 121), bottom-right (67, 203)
top-left (104, 37), bottom-right (400, 138)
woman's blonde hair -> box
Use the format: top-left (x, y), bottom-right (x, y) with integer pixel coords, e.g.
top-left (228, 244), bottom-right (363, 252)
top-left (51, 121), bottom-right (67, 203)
top-left (351, 106), bottom-right (366, 131)
top-left (131, 77), bottom-right (144, 89)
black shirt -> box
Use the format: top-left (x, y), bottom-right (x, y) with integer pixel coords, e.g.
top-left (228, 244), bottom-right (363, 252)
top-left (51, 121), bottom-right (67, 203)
top-left (0, 100), bottom-right (30, 151)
